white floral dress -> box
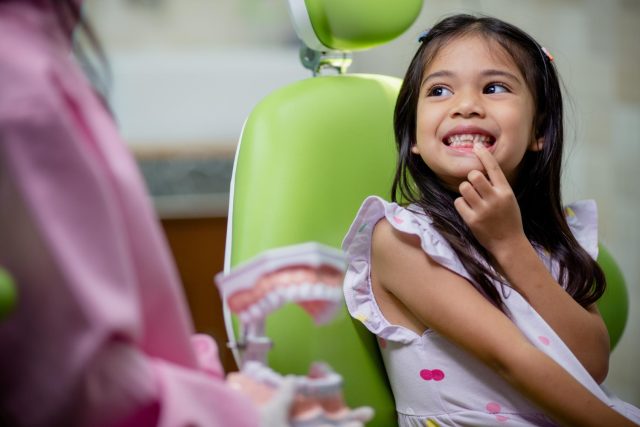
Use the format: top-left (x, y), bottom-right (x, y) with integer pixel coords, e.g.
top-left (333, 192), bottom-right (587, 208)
top-left (342, 196), bottom-right (640, 426)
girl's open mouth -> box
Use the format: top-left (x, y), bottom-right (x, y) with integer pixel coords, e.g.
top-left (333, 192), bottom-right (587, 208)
top-left (443, 133), bottom-right (496, 149)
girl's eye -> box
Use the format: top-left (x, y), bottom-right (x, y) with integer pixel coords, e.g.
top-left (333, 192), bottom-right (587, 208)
top-left (484, 83), bottom-right (509, 94)
top-left (427, 86), bottom-right (453, 97)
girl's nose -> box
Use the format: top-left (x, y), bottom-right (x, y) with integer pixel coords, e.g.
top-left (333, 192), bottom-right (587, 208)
top-left (450, 91), bottom-right (485, 118)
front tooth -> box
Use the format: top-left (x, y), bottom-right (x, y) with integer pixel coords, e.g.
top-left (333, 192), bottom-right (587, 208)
top-left (299, 282), bottom-right (313, 299)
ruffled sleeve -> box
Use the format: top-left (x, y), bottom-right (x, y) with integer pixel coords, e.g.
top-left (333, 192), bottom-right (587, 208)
top-left (564, 200), bottom-right (599, 259)
top-left (341, 196), bottom-right (472, 344)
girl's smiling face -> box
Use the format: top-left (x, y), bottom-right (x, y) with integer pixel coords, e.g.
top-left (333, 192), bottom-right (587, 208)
top-left (412, 34), bottom-right (542, 190)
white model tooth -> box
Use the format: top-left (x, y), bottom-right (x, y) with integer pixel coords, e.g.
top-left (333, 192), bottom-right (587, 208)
top-left (248, 304), bottom-right (262, 320)
top-left (265, 368), bottom-right (282, 385)
top-left (277, 286), bottom-right (288, 302)
top-left (266, 292), bottom-right (281, 310)
top-left (309, 283), bottom-right (323, 300)
top-left (329, 287), bottom-right (343, 301)
top-left (239, 311), bottom-right (251, 324)
top-left (296, 284), bottom-right (308, 301)
top-left (322, 285), bottom-right (335, 300)
top-left (257, 297), bottom-right (271, 314)
top-left (242, 361), bottom-right (258, 376)
top-left (251, 363), bottom-right (267, 382)
top-left (294, 282), bottom-right (308, 300)
top-left (321, 283), bottom-right (333, 299)
top-left (284, 285), bottom-right (297, 301)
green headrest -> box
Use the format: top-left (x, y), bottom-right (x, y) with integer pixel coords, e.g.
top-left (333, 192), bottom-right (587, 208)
top-left (290, 0), bottom-right (424, 51)
top-left (228, 74), bottom-right (402, 426)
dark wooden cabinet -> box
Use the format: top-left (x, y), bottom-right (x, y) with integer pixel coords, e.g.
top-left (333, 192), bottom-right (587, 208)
top-left (161, 216), bottom-right (238, 373)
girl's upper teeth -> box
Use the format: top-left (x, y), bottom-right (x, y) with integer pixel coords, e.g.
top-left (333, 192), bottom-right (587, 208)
top-left (447, 134), bottom-right (492, 146)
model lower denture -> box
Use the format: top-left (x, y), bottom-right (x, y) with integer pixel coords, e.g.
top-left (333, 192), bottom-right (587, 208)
top-left (227, 361), bottom-right (373, 426)
top-left (216, 242), bottom-right (374, 426)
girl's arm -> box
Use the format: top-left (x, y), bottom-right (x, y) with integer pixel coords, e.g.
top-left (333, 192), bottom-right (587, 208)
top-left (371, 220), bottom-right (634, 427)
top-left (454, 143), bottom-right (610, 383)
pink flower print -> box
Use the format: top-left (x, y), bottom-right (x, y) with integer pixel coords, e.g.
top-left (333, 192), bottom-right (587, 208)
top-left (431, 369), bottom-right (444, 381)
top-left (378, 337), bottom-right (387, 349)
top-left (538, 335), bottom-right (551, 346)
top-left (486, 402), bottom-right (509, 423)
top-left (420, 369), bottom-right (445, 381)
top-left (392, 215), bottom-right (404, 224)
top-left (486, 402), bottom-right (500, 414)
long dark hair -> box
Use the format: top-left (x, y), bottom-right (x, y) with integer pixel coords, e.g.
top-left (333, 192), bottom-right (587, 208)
top-left (392, 14), bottom-right (605, 309)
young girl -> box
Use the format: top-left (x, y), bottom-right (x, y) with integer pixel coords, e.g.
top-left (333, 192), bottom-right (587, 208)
top-left (343, 14), bottom-right (640, 426)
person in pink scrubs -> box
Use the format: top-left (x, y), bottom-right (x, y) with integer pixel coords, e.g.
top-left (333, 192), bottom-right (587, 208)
top-left (0, 1), bottom-right (280, 426)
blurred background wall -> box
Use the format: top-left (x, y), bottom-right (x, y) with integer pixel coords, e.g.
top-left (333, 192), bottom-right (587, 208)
top-left (85, 0), bottom-right (639, 405)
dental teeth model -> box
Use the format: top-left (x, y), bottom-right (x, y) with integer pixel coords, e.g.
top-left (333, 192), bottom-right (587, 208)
top-left (216, 242), bottom-right (374, 426)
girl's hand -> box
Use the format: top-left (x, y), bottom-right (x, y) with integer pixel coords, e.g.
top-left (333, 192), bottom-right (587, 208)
top-left (453, 143), bottom-right (526, 256)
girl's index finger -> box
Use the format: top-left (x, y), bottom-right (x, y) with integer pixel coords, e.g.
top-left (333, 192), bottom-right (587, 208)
top-left (472, 143), bottom-right (508, 186)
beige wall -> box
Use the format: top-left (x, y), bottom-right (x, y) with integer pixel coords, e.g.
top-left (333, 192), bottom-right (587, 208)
top-left (86, 0), bottom-right (639, 406)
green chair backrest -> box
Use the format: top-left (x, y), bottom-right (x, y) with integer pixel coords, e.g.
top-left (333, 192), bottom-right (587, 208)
top-left (227, 74), bottom-right (401, 425)
top-left (596, 244), bottom-right (629, 350)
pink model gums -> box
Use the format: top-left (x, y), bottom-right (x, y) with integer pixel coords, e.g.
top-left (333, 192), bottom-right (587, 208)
top-left (216, 242), bottom-right (374, 426)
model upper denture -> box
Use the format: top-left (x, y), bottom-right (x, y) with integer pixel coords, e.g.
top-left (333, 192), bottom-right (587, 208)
top-left (216, 242), bottom-right (374, 426)
top-left (216, 242), bottom-right (346, 326)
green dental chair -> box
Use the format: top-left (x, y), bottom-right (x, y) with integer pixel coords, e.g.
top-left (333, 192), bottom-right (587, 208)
top-left (0, 267), bottom-right (17, 321)
top-left (222, 1), bottom-right (629, 425)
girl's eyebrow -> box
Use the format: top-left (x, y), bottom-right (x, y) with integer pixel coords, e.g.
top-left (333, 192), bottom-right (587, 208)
top-left (421, 70), bottom-right (454, 87)
top-left (421, 69), bottom-right (522, 87)
top-left (480, 69), bottom-right (522, 84)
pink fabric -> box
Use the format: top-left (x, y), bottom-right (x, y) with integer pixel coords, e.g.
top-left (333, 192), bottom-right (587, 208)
top-left (0, 2), bottom-right (258, 426)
